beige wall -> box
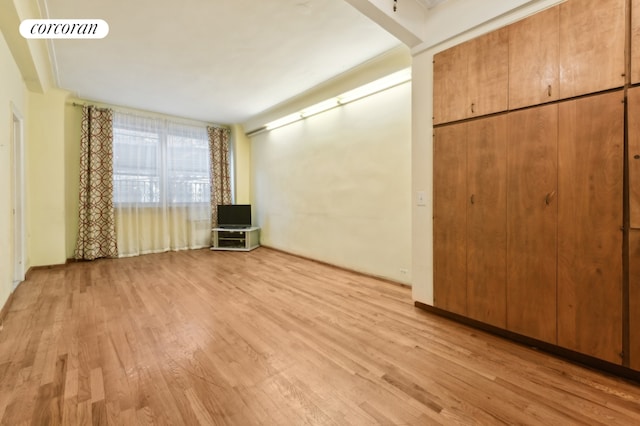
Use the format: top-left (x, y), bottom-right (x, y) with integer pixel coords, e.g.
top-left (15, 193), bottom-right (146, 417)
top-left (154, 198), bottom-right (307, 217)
top-left (411, 0), bottom-right (565, 304)
top-left (251, 82), bottom-right (412, 284)
top-left (64, 104), bottom-right (82, 258)
top-left (27, 89), bottom-right (69, 266)
top-left (231, 124), bottom-right (252, 204)
top-left (0, 30), bottom-right (28, 310)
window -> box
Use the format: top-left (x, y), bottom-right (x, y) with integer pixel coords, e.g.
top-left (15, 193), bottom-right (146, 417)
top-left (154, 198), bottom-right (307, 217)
top-left (112, 113), bottom-right (210, 205)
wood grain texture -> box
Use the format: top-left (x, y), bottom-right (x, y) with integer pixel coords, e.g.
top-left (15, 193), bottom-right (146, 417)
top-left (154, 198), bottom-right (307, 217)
top-left (557, 91), bottom-right (624, 364)
top-left (466, 114), bottom-right (508, 328)
top-left (506, 104), bottom-right (558, 344)
top-left (467, 27), bottom-right (509, 119)
top-left (433, 43), bottom-right (468, 125)
top-left (628, 86), bottom-right (640, 229)
top-left (433, 123), bottom-right (467, 315)
top-left (508, 5), bottom-right (560, 109)
top-left (632, 0), bottom-right (640, 83)
top-left (630, 231), bottom-right (640, 370)
top-left (0, 249), bottom-right (640, 424)
top-left (559, 0), bottom-right (626, 99)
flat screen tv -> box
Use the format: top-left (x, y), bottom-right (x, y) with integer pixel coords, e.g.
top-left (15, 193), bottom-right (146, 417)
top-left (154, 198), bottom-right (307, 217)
top-left (217, 204), bottom-right (252, 229)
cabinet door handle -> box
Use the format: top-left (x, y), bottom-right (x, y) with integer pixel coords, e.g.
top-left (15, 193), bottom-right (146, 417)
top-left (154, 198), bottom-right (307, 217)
top-left (545, 190), bottom-right (556, 205)
top-left (470, 194), bottom-right (475, 205)
top-left (548, 85), bottom-right (552, 97)
top-left (471, 103), bottom-right (475, 113)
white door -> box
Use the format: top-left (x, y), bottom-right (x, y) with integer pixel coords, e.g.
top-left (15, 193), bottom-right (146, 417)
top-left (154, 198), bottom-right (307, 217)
top-left (12, 107), bottom-right (25, 289)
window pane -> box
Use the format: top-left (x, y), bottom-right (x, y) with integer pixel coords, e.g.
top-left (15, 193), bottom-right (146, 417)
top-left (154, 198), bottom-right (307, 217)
top-left (113, 126), bottom-right (161, 204)
top-left (167, 128), bottom-right (210, 204)
top-left (112, 114), bottom-right (210, 205)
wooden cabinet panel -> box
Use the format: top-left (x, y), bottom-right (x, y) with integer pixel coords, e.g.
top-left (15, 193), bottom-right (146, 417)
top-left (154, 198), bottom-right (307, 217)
top-left (506, 105), bottom-right (558, 344)
top-left (433, 43), bottom-right (468, 125)
top-left (628, 87), bottom-right (640, 229)
top-left (559, 0), bottom-right (625, 99)
top-left (632, 0), bottom-right (640, 84)
top-left (557, 91), bottom-right (624, 364)
top-left (630, 231), bottom-right (640, 370)
top-left (433, 28), bottom-right (508, 125)
top-left (433, 124), bottom-right (467, 315)
top-left (508, 6), bottom-right (559, 110)
top-left (468, 28), bottom-right (509, 119)
top-left (466, 115), bottom-right (507, 328)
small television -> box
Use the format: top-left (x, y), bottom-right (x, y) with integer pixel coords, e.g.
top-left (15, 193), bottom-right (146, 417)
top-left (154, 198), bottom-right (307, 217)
top-left (217, 204), bottom-right (252, 229)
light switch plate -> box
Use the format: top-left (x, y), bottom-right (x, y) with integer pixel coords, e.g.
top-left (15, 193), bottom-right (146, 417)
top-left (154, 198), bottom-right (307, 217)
top-left (417, 191), bottom-right (426, 206)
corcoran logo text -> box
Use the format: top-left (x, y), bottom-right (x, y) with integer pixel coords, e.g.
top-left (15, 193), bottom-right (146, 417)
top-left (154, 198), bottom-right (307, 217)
top-left (20, 19), bottom-right (109, 39)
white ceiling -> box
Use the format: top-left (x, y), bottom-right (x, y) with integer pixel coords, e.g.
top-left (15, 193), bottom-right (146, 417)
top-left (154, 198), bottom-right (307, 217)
top-left (43, 0), bottom-right (425, 124)
top-left (418, 0), bottom-right (449, 8)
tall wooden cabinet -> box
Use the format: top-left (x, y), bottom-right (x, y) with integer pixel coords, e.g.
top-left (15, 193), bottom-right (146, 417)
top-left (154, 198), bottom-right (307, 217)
top-left (556, 91), bottom-right (624, 364)
top-left (506, 104), bottom-right (558, 344)
top-left (431, 0), bottom-right (633, 371)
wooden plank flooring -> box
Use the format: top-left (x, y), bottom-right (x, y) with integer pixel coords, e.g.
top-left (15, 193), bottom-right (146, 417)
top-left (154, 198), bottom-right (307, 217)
top-left (1, 247), bottom-right (640, 425)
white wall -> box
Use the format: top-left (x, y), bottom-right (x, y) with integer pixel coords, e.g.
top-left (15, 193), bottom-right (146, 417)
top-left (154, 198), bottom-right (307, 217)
top-left (252, 82), bottom-right (412, 284)
top-left (411, 0), bottom-right (565, 304)
top-left (0, 30), bottom-right (28, 310)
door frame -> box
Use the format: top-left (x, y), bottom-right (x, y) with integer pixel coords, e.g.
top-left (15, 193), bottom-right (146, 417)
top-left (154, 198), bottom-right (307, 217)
top-left (11, 102), bottom-right (25, 289)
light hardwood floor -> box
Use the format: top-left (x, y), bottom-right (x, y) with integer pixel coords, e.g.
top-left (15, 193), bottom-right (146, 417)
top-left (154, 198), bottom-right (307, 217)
top-left (1, 248), bottom-right (640, 425)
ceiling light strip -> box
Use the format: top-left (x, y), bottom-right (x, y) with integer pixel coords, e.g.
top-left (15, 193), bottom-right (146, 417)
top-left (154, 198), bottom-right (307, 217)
top-left (254, 67), bottom-right (411, 134)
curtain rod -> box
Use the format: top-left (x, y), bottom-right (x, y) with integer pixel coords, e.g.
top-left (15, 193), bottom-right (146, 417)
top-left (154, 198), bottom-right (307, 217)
top-left (67, 101), bottom-right (229, 129)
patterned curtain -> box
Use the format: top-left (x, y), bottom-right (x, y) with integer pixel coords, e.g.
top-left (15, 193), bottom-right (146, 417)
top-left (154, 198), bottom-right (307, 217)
top-left (75, 106), bottom-right (118, 260)
top-left (207, 126), bottom-right (232, 227)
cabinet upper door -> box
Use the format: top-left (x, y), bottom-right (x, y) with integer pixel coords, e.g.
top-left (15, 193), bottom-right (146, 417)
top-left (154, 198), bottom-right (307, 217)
top-left (628, 86), bottom-right (640, 228)
top-left (506, 104), bottom-right (558, 344)
top-left (559, 0), bottom-right (625, 99)
top-left (508, 6), bottom-right (560, 110)
top-left (433, 123), bottom-right (468, 315)
top-left (433, 42), bottom-right (469, 125)
top-left (557, 91), bottom-right (624, 365)
top-left (631, 0), bottom-right (640, 83)
top-left (466, 114), bottom-right (507, 328)
top-left (468, 28), bottom-right (509, 119)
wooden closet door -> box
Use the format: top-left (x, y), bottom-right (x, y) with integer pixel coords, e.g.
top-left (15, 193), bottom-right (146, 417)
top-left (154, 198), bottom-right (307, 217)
top-left (433, 123), bottom-right (467, 315)
top-left (506, 104), bottom-right (558, 343)
top-left (559, 0), bottom-right (625, 99)
top-left (508, 5), bottom-right (559, 110)
top-left (433, 42), bottom-right (468, 125)
top-left (628, 87), bottom-right (640, 228)
top-left (557, 91), bottom-right (624, 364)
top-left (468, 28), bottom-right (509, 119)
top-left (630, 231), bottom-right (640, 370)
top-left (466, 114), bottom-right (507, 328)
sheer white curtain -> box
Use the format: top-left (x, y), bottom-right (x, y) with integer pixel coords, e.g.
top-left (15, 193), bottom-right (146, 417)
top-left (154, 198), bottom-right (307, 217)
top-left (112, 112), bottom-right (211, 257)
